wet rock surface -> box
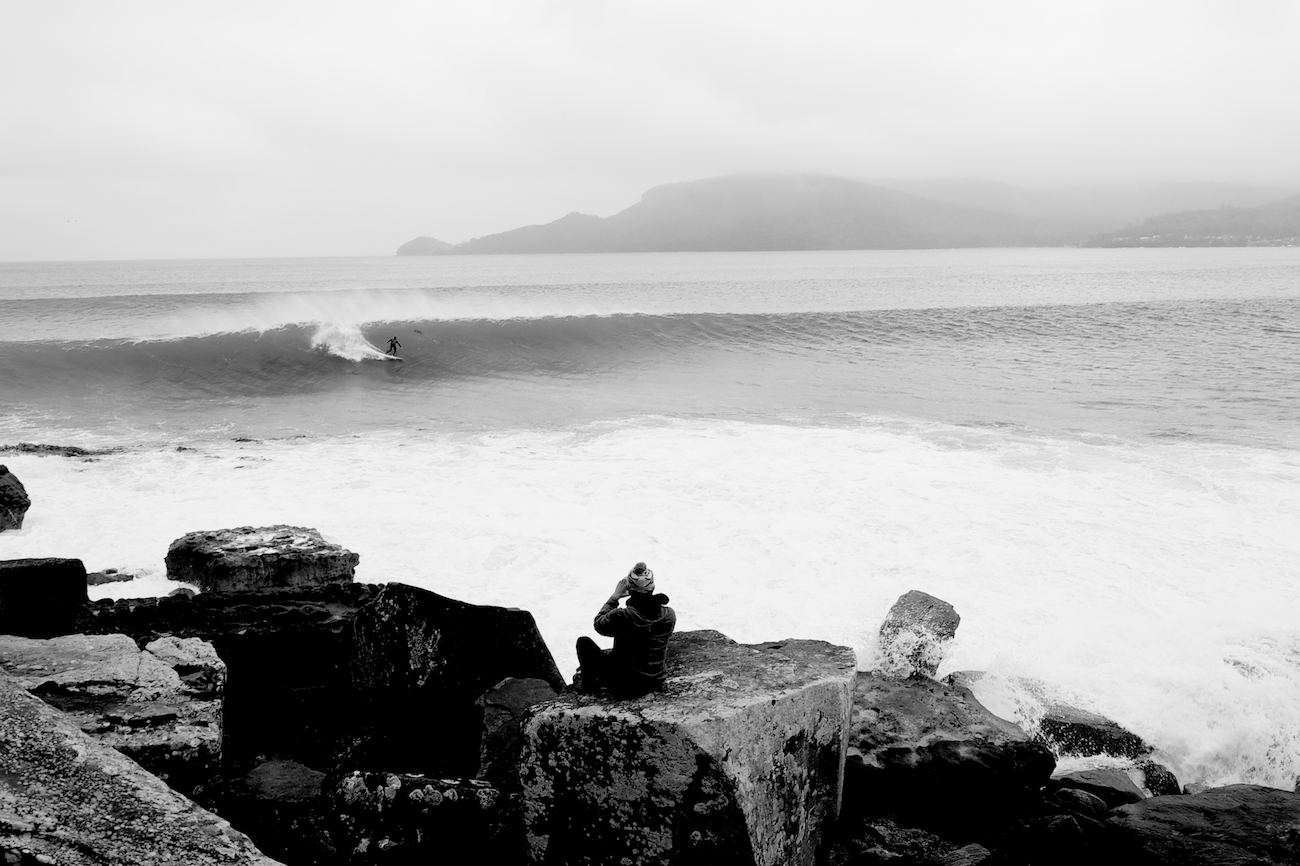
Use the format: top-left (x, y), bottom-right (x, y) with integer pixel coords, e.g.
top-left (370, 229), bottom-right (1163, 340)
top-left (1038, 702), bottom-right (1151, 760)
top-left (0, 557), bottom-right (88, 638)
top-left (0, 632), bottom-right (224, 798)
top-left (520, 629), bottom-right (856, 866)
top-left (0, 668), bottom-right (280, 865)
top-left (877, 590), bottom-right (960, 678)
top-left (0, 465), bottom-right (29, 531)
top-left (1054, 767), bottom-right (1146, 809)
top-left (842, 672), bottom-right (1056, 841)
top-left (166, 525), bottom-right (360, 593)
top-left (1108, 784), bottom-right (1300, 865)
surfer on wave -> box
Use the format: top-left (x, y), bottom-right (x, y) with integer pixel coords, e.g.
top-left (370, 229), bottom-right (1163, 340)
top-left (385, 336), bottom-right (401, 356)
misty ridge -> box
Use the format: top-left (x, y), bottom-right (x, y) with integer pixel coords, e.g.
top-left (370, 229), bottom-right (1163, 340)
top-left (399, 175), bottom-right (1299, 255)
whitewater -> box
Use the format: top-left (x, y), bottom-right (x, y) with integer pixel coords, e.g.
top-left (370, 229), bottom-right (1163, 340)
top-left (2, 248), bottom-right (1299, 791)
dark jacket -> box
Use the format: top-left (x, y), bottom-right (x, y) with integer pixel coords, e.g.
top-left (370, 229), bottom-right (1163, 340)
top-left (593, 595), bottom-right (677, 685)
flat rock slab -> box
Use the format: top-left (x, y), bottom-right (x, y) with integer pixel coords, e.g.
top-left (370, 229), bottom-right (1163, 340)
top-left (520, 629), bottom-right (857, 866)
top-left (1054, 767), bottom-right (1145, 809)
top-left (0, 632), bottom-right (224, 797)
top-left (0, 557), bottom-right (88, 638)
top-left (1108, 784), bottom-right (1300, 864)
top-left (165, 525), bottom-right (359, 592)
top-left (0, 668), bottom-right (279, 865)
top-left (0, 465), bottom-right (30, 531)
top-left (844, 673), bottom-right (1054, 837)
top-left (877, 590), bottom-right (960, 678)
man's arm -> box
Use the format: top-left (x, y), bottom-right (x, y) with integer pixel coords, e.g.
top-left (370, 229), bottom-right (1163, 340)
top-left (593, 578), bottom-right (630, 636)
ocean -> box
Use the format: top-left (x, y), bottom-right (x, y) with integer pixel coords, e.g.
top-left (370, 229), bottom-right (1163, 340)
top-left (2, 248), bottom-right (1298, 789)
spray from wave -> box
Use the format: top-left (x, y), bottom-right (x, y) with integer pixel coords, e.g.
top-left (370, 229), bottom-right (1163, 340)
top-left (309, 324), bottom-right (395, 362)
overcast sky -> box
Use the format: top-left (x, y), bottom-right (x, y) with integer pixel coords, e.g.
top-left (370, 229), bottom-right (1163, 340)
top-left (2, 1), bottom-right (1298, 260)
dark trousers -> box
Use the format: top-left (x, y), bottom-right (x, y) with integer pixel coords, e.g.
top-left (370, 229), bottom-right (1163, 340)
top-left (575, 637), bottom-right (656, 699)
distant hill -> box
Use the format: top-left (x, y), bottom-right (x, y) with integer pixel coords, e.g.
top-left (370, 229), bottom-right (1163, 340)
top-left (396, 236), bottom-right (455, 255)
top-left (447, 175), bottom-right (1088, 254)
top-left (1082, 194), bottom-right (1300, 247)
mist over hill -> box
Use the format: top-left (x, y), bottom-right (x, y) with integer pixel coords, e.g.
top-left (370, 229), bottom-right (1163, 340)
top-left (1083, 194), bottom-right (1300, 247)
top-left (876, 178), bottom-right (1296, 236)
top-left (437, 176), bottom-right (1085, 254)
top-left (397, 175), bottom-right (1300, 255)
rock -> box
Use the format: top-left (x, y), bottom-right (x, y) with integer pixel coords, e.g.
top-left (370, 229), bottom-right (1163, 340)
top-left (327, 772), bottom-right (516, 864)
top-left (844, 671), bottom-right (1055, 839)
top-left (0, 632), bottom-right (223, 797)
top-left (0, 466), bottom-right (30, 531)
top-left (1054, 768), bottom-right (1146, 809)
top-left (0, 668), bottom-right (280, 865)
top-left (350, 582), bottom-right (565, 776)
top-left (0, 442), bottom-right (119, 458)
top-left (942, 844), bottom-right (994, 865)
top-left (145, 634), bottom-right (227, 697)
top-left (86, 567), bottom-right (138, 586)
top-left (1108, 785), bottom-right (1300, 864)
top-left (877, 590), bottom-right (960, 678)
top-left (1048, 786), bottom-right (1110, 820)
top-left (1135, 759), bottom-right (1181, 797)
top-left (0, 558), bottom-right (88, 638)
top-left (476, 676), bottom-right (559, 790)
top-left (79, 583), bottom-right (381, 771)
top-left (215, 760), bottom-right (334, 865)
top-left (827, 816), bottom-right (962, 864)
top-left (1038, 703), bottom-right (1150, 760)
top-left (165, 525), bottom-right (360, 592)
top-left (520, 630), bottom-right (856, 866)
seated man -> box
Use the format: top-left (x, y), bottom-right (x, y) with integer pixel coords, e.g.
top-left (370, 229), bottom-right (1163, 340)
top-left (575, 562), bottom-right (676, 698)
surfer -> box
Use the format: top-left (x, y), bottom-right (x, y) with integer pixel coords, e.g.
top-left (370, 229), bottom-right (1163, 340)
top-left (575, 562), bottom-right (676, 698)
top-left (385, 336), bottom-right (401, 356)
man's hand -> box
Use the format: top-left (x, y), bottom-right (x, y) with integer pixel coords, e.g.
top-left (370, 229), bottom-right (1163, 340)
top-left (612, 577), bottom-right (631, 600)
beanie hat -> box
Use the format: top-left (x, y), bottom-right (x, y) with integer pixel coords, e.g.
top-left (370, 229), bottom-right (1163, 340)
top-left (627, 562), bottom-right (655, 594)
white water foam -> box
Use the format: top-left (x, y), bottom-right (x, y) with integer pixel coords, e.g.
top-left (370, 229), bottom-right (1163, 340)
top-left (309, 323), bottom-right (395, 361)
top-left (3, 417), bottom-right (1298, 788)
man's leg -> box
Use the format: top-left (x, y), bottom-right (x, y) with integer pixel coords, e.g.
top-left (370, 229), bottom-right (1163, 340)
top-left (575, 637), bottom-right (615, 690)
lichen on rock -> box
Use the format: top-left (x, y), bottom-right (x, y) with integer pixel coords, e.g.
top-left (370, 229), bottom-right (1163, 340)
top-left (520, 630), bottom-right (856, 866)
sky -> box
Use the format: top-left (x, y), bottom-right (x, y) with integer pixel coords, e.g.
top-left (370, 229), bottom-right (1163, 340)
top-left (2, 1), bottom-right (1298, 260)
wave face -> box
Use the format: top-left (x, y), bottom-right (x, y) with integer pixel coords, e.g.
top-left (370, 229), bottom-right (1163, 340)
top-left (2, 298), bottom-right (1300, 446)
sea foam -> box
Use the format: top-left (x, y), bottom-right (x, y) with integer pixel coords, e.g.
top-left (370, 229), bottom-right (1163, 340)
top-left (3, 416), bottom-right (1298, 789)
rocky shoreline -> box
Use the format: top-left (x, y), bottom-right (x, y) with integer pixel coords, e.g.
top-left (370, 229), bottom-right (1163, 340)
top-left (1, 524), bottom-right (1298, 865)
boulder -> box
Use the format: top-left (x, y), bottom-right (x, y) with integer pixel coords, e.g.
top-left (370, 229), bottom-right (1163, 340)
top-left (1048, 786), bottom-right (1110, 821)
top-left (1054, 768), bottom-right (1146, 809)
top-left (0, 557), bottom-right (88, 638)
top-left (843, 672), bottom-right (1055, 838)
top-left (0, 632), bottom-right (224, 797)
top-left (477, 676), bottom-right (560, 790)
top-left (520, 630), bottom-right (856, 866)
top-left (1038, 703), bottom-right (1150, 760)
top-left (165, 525), bottom-right (360, 592)
top-left (78, 583), bottom-right (380, 771)
top-left (0, 668), bottom-right (280, 865)
top-left (328, 772), bottom-right (516, 864)
top-left (826, 816), bottom-right (965, 865)
top-left (1134, 759), bottom-right (1181, 797)
top-left (877, 590), bottom-right (960, 678)
top-left (216, 759), bottom-right (335, 866)
top-left (0, 465), bottom-right (30, 530)
top-left (1108, 785), bottom-right (1300, 864)
top-left (349, 582), bottom-right (565, 776)
top-left (87, 567), bottom-right (139, 586)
